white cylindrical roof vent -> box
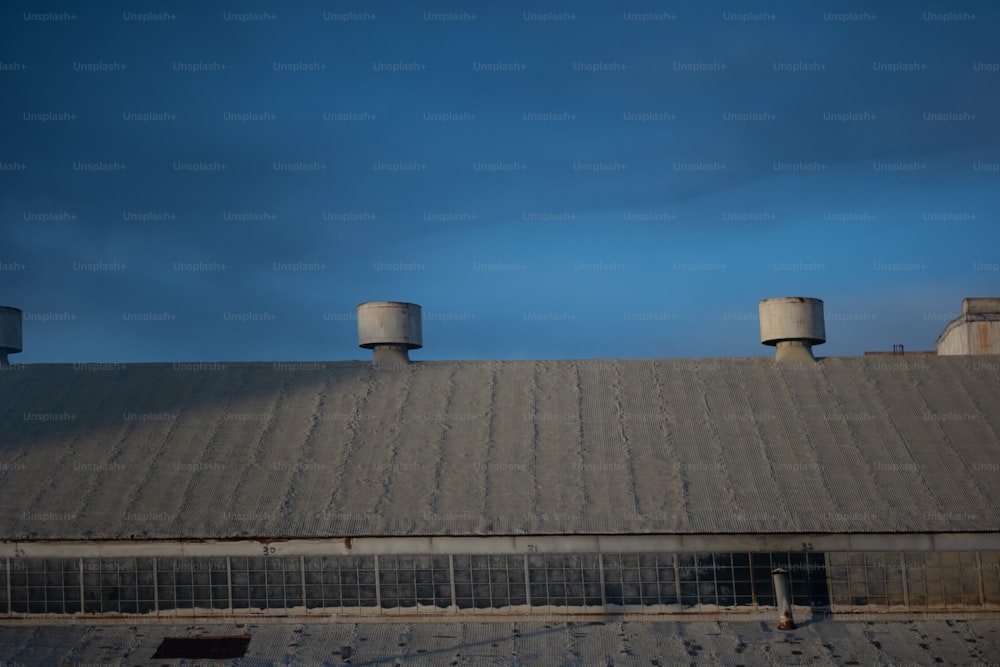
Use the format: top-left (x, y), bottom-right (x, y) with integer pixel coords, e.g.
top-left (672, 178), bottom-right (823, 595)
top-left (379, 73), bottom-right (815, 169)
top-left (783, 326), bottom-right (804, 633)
top-left (357, 301), bottom-right (422, 364)
top-left (0, 306), bottom-right (23, 367)
top-left (759, 297), bottom-right (825, 362)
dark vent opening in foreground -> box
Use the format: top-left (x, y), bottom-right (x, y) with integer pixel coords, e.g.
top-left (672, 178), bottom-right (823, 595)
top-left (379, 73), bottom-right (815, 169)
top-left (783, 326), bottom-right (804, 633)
top-left (152, 634), bottom-right (251, 659)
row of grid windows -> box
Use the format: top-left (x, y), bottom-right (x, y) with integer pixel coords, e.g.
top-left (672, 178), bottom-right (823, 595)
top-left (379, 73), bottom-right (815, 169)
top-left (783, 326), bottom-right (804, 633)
top-left (978, 551), bottom-right (1000, 605)
top-left (904, 552), bottom-right (982, 608)
top-left (380, 554), bottom-right (452, 609)
top-left (590, 552), bottom-right (827, 608)
top-left (1, 551), bottom-right (995, 615)
top-left (8, 558), bottom-right (83, 615)
top-left (229, 556), bottom-right (302, 610)
top-left (530, 553), bottom-right (602, 606)
top-left (303, 556), bottom-right (378, 609)
top-left (157, 556), bottom-right (228, 611)
top-left (0, 552), bottom-right (826, 613)
top-left (828, 551), bottom-right (1000, 609)
top-left (454, 554), bottom-right (526, 609)
top-left (82, 558), bottom-right (156, 615)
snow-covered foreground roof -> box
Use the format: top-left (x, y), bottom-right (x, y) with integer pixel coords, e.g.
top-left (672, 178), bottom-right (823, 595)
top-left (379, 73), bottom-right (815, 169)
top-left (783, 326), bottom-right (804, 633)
top-left (1, 616), bottom-right (998, 665)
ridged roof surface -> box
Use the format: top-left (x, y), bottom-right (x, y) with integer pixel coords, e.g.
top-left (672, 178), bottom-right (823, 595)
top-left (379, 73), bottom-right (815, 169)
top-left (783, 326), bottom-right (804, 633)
top-left (1, 356), bottom-right (998, 539)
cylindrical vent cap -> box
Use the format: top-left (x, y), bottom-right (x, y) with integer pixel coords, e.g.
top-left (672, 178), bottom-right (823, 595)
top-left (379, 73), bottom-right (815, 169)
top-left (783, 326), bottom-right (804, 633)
top-left (759, 297), bottom-right (826, 346)
top-left (357, 301), bottom-right (423, 350)
top-left (0, 306), bottom-right (23, 354)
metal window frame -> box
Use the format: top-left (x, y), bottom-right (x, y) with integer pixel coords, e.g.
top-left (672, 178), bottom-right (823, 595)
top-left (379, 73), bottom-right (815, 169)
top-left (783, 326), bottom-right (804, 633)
top-left (0, 549), bottom-right (994, 619)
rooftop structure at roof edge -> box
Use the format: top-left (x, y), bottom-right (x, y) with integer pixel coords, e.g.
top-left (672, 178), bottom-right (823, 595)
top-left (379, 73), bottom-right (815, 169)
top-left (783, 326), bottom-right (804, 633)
top-left (936, 297), bottom-right (1000, 355)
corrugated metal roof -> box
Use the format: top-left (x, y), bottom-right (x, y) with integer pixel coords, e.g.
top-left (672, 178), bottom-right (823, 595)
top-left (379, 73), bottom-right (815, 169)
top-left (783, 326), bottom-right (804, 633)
top-left (1, 356), bottom-right (998, 539)
top-left (0, 617), bottom-right (998, 665)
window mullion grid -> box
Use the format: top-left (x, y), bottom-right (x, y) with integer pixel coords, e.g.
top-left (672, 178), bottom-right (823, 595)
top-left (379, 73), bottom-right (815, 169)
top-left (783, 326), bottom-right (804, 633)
top-left (899, 552), bottom-right (908, 608)
top-left (507, 555), bottom-right (515, 610)
top-left (568, 556), bottom-right (574, 607)
top-left (299, 556), bottom-right (306, 615)
top-left (712, 553), bottom-right (720, 607)
top-left (863, 551), bottom-right (871, 612)
top-left (487, 557), bottom-right (494, 610)
top-left (38, 559), bottom-right (47, 614)
top-left (548, 557), bottom-right (554, 607)
top-left (575, 555), bottom-right (583, 608)
top-left (976, 551), bottom-right (986, 608)
top-left (6, 558), bottom-right (12, 615)
top-left (339, 558), bottom-right (346, 609)
top-left (522, 554), bottom-right (530, 612)
top-left (108, 559), bottom-right (116, 614)
top-left (39, 558), bottom-right (48, 614)
top-left (496, 556), bottom-right (504, 611)
top-left (597, 552), bottom-right (606, 611)
top-left (693, 554), bottom-right (702, 607)
top-left (449, 554), bottom-right (456, 613)
top-left (152, 557), bottom-right (158, 616)
top-left (283, 557), bottom-right (291, 614)
top-left (267, 557), bottom-right (276, 613)
top-left (45, 558), bottom-right (57, 614)
top-left (825, 552), bottom-right (834, 612)
top-left (674, 553), bottom-right (682, 608)
top-left (293, 556), bottom-right (302, 614)
top-left (653, 553), bottom-right (662, 608)
top-left (476, 556), bottom-right (485, 611)
top-left (373, 554), bottom-right (381, 614)
top-left (173, 558), bottom-right (180, 614)
top-left (32, 547), bottom-right (1000, 619)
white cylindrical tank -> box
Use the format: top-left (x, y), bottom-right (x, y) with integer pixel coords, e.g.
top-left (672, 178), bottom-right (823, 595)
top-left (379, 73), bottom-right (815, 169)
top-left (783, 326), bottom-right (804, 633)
top-left (357, 302), bottom-right (422, 364)
top-left (759, 297), bottom-right (825, 362)
top-left (759, 297), bottom-right (826, 345)
top-left (0, 306), bottom-right (23, 366)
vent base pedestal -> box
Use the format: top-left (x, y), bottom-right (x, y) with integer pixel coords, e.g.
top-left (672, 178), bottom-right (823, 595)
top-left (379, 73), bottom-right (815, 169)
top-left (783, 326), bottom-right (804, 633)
top-left (774, 340), bottom-right (816, 363)
top-left (372, 344), bottom-right (411, 365)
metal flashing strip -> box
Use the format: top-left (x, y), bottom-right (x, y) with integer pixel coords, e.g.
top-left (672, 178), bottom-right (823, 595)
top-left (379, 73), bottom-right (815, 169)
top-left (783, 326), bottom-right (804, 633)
top-left (2, 533), bottom-right (999, 559)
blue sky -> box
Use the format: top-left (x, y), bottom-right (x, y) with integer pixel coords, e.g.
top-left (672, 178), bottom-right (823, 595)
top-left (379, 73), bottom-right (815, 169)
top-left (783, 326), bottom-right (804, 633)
top-left (2, 1), bottom-right (998, 362)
